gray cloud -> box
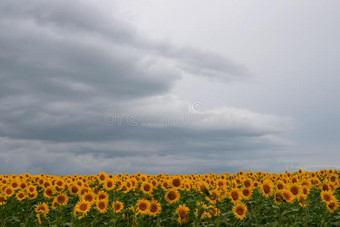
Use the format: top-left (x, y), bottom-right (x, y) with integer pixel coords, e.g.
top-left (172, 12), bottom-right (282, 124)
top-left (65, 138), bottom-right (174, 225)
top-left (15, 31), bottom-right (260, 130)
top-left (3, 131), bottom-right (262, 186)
top-left (0, 0), bottom-right (293, 175)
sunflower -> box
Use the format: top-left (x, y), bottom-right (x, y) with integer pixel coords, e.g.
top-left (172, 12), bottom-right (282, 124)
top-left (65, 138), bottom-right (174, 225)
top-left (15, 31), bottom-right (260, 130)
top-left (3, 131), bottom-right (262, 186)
top-left (54, 193), bottom-right (69, 206)
top-left (282, 189), bottom-right (294, 203)
top-left (124, 180), bottom-right (132, 191)
top-left (297, 194), bottom-right (308, 208)
top-left (104, 179), bottom-right (115, 191)
top-left (276, 180), bottom-right (285, 191)
top-left (176, 204), bottom-right (190, 224)
top-left (260, 180), bottom-right (274, 198)
top-left (0, 194), bottom-right (7, 205)
top-left (243, 178), bottom-right (253, 188)
top-left (112, 201), bottom-right (124, 213)
top-left (207, 205), bottom-right (220, 217)
top-left (229, 189), bottom-right (242, 203)
top-left (19, 182), bottom-right (27, 190)
top-left (171, 176), bottom-right (182, 188)
top-left (3, 186), bottom-right (13, 196)
top-left (233, 202), bottom-right (247, 220)
top-left (55, 179), bottom-right (64, 189)
top-left (326, 199), bottom-right (339, 214)
top-left (321, 191), bottom-right (334, 204)
top-left (197, 181), bottom-right (209, 192)
top-left (96, 199), bottom-right (108, 214)
top-left (321, 182), bottom-right (330, 192)
top-left (10, 180), bottom-right (20, 190)
top-left (28, 192), bottom-right (38, 200)
top-left (217, 179), bottom-right (225, 188)
top-left (69, 184), bottom-right (79, 195)
top-left (43, 187), bottom-right (54, 199)
top-left (82, 191), bottom-right (96, 204)
top-left (97, 190), bottom-right (109, 201)
top-left (98, 172), bottom-right (107, 183)
top-left (75, 200), bottom-right (91, 217)
top-left (149, 200), bottom-right (162, 217)
top-left (289, 183), bottom-right (301, 197)
top-left (43, 180), bottom-right (52, 188)
top-left (273, 191), bottom-right (283, 205)
top-left (16, 191), bottom-right (26, 201)
top-left (206, 189), bottom-right (219, 204)
top-left (241, 187), bottom-right (252, 200)
top-left (165, 189), bottom-right (180, 204)
top-left (79, 187), bottom-right (90, 196)
top-left (302, 186), bottom-right (310, 196)
top-left (136, 199), bottom-right (150, 215)
top-left (27, 185), bottom-right (37, 194)
top-left (35, 203), bottom-right (50, 215)
top-left (141, 182), bottom-right (153, 194)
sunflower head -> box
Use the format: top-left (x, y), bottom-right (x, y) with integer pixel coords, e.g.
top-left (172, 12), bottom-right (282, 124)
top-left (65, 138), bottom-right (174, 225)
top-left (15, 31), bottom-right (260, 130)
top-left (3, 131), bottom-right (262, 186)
top-left (321, 191), bottom-right (334, 204)
top-left (260, 180), bottom-right (274, 198)
top-left (112, 201), bottom-right (124, 213)
top-left (165, 189), bottom-right (180, 204)
top-left (82, 191), bottom-right (96, 204)
top-left (0, 194), bottom-right (7, 205)
top-left (16, 191), bottom-right (26, 201)
top-left (171, 176), bottom-right (182, 188)
top-left (141, 182), bottom-right (153, 194)
top-left (149, 200), bottom-right (161, 216)
top-left (233, 202), bottom-right (247, 220)
top-left (136, 199), bottom-right (150, 215)
top-left (241, 187), bottom-right (252, 200)
top-left (229, 189), bottom-right (241, 203)
top-left (176, 204), bottom-right (190, 224)
top-left (282, 189), bottom-right (294, 203)
top-left (96, 200), bottom-right (108, 214)
top-left (75, 200), bottom-right (91, 217)
top-left (97, 190), bottom-right (109, 201)
top-left (35, 203), bottom-right (50, 215)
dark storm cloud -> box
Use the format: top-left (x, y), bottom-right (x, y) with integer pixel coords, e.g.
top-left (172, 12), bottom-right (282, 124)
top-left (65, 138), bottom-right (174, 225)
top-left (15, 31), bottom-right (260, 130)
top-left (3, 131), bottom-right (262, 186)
top-left (0, 0), bottom-right (292, 174)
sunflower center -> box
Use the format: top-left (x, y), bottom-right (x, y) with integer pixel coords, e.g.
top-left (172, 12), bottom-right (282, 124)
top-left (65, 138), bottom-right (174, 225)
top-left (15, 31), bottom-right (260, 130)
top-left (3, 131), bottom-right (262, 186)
top-left (179, 209), bottom-right (186, 219)
top-left (231, 191), bottom-right (239, 200)
top-left (243, 189), bottom-right (250, 196)
top-left (139, 202), bottom-right (147, 210)
top-left (236, 206), bottom-right (244, 215)
top-left (99, 194), bottom-right (106, 200)
top-left (80, 204), bottom-right (87, 211)
top-left (99, 202), bottom-right (105, 209)
top-left (291, 186), bottom-right (299, 195)
top-left (244, 181), bottom-right (251, 187)
top-left (168, 191), bottom-right (177, 200)
top-left (173, 179), bottom-right (181, 187)
top-left (46, 189), bottom-right (53, 196)
top-left (85, 195), bottom-right (93, 201)
top-left (57, 196), bottom-right (65, 203)
top-left (150, 204), bottom-right (157, 212)
top-left (263, 184), bottom-right (271, 193)
top-left (324, 194), bottom-right (331, 202)
top-left (144, 184), bottom-right (151, 191)
top-left (115, 204), bottom-right (121, 210)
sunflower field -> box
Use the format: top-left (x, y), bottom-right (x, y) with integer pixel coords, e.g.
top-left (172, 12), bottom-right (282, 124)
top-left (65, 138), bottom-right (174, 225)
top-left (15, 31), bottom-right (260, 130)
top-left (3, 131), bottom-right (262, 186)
top-left (0, 169), bottom-right (339, 226)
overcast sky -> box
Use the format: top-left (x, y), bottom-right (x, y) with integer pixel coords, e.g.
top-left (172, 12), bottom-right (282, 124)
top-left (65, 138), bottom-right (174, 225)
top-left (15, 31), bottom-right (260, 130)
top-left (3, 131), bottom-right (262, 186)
top-left (0, 0), bottom-right (339, 175)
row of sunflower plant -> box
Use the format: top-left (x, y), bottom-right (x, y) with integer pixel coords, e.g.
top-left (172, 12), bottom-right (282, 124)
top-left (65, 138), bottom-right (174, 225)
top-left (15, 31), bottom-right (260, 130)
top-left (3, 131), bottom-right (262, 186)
top-left (0, 169), bottom-right (339, 226)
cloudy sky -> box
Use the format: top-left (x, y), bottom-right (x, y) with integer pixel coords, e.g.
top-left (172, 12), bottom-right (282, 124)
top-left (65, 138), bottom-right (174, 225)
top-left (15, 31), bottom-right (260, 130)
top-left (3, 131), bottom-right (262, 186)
top-left (1, 0), bottom-right (339, 175)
